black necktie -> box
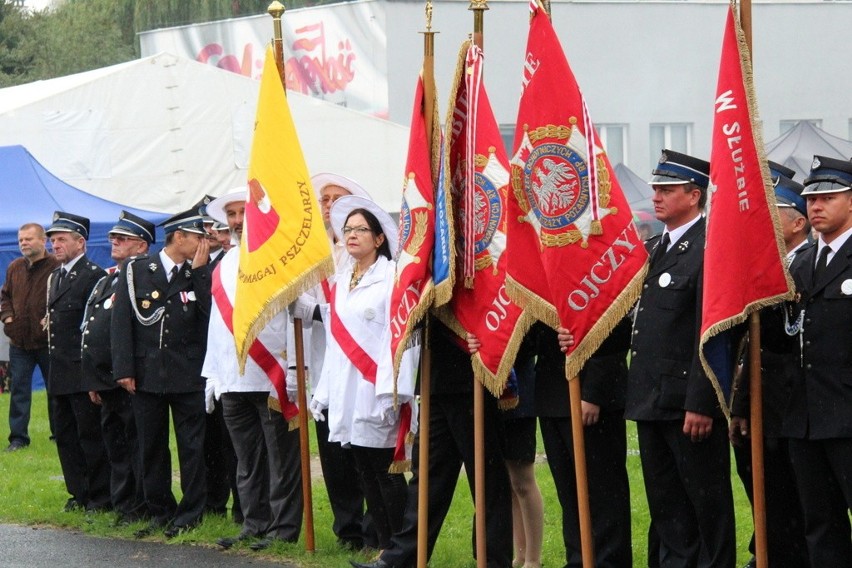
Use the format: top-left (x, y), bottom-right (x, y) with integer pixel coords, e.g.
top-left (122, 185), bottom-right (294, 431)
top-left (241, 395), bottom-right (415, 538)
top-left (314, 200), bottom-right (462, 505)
top-left (169, 265), bottom-right (179, 283)
top-left (57, 267), bottom-right (67, 286)
top-left (812, 246), bottom-right (830, 286)
top-left (651, 233), bottom-right (670, 268)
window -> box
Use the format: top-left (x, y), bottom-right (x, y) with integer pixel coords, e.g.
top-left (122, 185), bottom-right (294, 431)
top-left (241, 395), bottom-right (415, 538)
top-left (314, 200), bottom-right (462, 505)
top-left (649, 123), bottom-right (692, 170)
top-left (780, 119), bottom-right (821, 135)
top-left (597, 124), bottom-right (627, 166)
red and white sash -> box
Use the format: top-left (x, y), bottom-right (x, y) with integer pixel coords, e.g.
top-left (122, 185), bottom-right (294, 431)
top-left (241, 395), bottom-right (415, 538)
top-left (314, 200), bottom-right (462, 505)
top-left (328, 282), bottom-right (379, 384)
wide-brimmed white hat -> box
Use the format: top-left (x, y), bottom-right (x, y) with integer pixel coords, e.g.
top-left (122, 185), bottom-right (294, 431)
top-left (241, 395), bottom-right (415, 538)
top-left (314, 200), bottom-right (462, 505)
top-left (311, 173), bottom-right (372, 201)
top-left (206, 187), bottom-right (247, 225)
top-left (330, 195), bottom-right (398, 260)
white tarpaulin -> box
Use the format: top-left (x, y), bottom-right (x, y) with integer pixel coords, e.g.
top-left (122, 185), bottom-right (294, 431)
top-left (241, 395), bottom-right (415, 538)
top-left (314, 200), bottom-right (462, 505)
top-left (0, 52), bottom-right (408, 214)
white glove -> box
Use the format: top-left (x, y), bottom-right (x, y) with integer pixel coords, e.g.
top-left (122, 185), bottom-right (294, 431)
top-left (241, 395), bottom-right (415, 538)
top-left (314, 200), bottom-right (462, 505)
top-left (288, 295), bottom-right (316, 322)
top-left (204, 378), bottom-right (216, 414)
top-left (309, 397), bottom-right (327, 422)
top-left (286, 367), bottom-right (299, 405)
top-left (378, 395), bottom-right (398, 426)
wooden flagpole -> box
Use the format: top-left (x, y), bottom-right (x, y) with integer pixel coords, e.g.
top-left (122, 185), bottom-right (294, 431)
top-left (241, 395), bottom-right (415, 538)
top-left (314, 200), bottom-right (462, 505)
top-left (739, 1), bottom-right (768, 567)
top-left (268, 0), bottom-right (315, 552)
top-left (470, 3), bottom-right (488, 567)
top-left (416, 3), bottom-right (437, 566)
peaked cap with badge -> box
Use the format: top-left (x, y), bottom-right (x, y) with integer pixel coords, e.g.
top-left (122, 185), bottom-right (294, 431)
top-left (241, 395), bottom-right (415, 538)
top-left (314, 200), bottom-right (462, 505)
top-left (46, 211), bottom-right (90, 240)
top-left (801, 155), bottom-right (852, 196)
top-left (159, 207), bottom-right (207, 235)
top-left (649, 149), bottom-right (710, 190)
top-left (767, 161), bottom-right (807, 217)
top-left (109, 210), bottom-right (156, 244)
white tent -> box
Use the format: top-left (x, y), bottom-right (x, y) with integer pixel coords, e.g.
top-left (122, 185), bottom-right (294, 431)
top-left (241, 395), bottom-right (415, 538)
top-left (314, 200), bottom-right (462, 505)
top-left (0, 52), bottom-right (409, 214)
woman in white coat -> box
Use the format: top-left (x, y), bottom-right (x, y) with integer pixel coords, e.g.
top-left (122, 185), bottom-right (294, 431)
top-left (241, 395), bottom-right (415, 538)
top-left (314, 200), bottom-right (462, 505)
top-left (310, 195), bottom-right (412, 551)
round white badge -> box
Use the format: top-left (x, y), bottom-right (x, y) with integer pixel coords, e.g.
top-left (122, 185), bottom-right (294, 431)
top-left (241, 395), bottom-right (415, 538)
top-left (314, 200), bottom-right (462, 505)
top-left (659, 273), bottom-right (672, 288)
top-left (841, 279), bottom-right (852, 295)
top-left (364, 307), bottom-right (376, 321)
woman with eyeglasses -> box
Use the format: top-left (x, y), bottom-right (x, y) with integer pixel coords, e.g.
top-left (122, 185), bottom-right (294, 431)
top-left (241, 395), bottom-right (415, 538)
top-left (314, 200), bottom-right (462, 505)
top-left (310, 195), bottom-right (415, 552)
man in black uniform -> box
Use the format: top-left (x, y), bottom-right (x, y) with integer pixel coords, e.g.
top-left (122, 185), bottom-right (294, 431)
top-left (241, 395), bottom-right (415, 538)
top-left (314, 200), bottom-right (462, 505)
top-left (45, 211), bottom-right (110, 512)
top-left (729, 164), bottom-right (809, 568)
top-left (81, 211), bottom-right (155, 524)
top-left (627, 150), bottom-right (735, 567)
top-left (784, 155), bottom-right (852, 567)
top-left (544, 320), bottom-right (633, 567)
top-left (350, 319), bottom-right (512, 568)
top-left (112, 207), bottom-right (210, 538)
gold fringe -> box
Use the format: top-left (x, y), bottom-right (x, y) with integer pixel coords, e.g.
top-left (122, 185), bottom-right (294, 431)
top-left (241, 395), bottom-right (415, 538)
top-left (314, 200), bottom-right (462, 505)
top-left (388, 460), bottom-right (411, 474)
top-left (237, 255), bottom-right (335, 374)
top-left (405, 431), bottom-right (415, 445)
top-left (564, 263), bottom-right (647, 380)
top-left (287, 416), bottom-right (300, 432)
top-left (472, 311), bottom-right (537, 397)
top-left (505, 276), bottom-right (560, 330)
top-left (267, 396), bottom-right (301, 431)
top-left (498, 397), bottom-right (519, 411)
top-left (695, 4), bottom-right (797, 420)
top-left (392, 282), bottom-right (435, 399)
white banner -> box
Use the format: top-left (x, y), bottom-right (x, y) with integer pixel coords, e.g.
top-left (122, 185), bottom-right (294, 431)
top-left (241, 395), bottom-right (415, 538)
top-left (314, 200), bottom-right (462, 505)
top-left (139, 2), bottom-right (388, 117)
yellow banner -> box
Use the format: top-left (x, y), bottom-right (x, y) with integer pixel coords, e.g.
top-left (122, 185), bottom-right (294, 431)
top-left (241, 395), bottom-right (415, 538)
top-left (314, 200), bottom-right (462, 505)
top-left (234, 45), bottom-right (333, 370)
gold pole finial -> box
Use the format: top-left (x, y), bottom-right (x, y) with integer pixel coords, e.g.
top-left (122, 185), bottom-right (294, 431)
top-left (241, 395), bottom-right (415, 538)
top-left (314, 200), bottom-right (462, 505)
top-left (268, 1), bottom-right (285, 18)
top-left (468, 0), bottom-right (489, 12)
top-left (425, 0), bottom-right (433, 32)
top-left (267, 1), bottom-right (287, 92)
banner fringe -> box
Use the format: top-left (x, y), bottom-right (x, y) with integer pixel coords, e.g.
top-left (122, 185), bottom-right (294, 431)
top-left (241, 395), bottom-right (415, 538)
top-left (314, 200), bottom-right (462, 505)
top-left (266, 396), bottom-right (301, 431)
top-left (506, 276), bottom-right (560, 330)
top-left (564, 263), bottom-right (647, 380)
top-left (392, 282), bottom-right (435, 390)
top-left (237, 256), bottom-right (334, 374)
top-left (388, 460), bottom-right (411, 474)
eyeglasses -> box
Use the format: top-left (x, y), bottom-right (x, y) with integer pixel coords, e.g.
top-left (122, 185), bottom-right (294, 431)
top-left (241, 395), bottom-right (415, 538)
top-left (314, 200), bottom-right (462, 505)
top-left (109, 234), bottom-right (142, 243)
top-left (342, 226), bottom-right (373, 236)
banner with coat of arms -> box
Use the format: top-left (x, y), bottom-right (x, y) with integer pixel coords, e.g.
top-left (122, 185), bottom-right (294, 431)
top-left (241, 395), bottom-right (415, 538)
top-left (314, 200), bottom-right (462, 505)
top-left (436, 40), bottom-right (530, 396)
top-left (389, 72), bottom-right (440, 379)
top-left (507, 0), bottom-right (648, 379)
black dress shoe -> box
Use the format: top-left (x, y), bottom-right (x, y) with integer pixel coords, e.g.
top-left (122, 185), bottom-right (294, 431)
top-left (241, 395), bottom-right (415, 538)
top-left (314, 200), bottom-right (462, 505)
top-left (164, 523), bottom-right (197, 539)
top-left (63, 498), bottom-right (84, 512)
top-left (216, 532), bottom-right (258, 549)
top-left (248, 536), bottom-right (297, 551)
top-left (4, 440), bottom-right (28, 452)
top-left (134, 521), bottom-right (165, 539)
top-left (349, 560), bottom-right (392, 568)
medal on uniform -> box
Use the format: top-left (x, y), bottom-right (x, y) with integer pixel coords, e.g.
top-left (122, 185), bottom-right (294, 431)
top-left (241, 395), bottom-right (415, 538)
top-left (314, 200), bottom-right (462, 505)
top-left (151, 290), bottom-right (160, 299)
top-left (180, 291), bottom-right (189, 312)
top-left (141, 300), bottom-right (151, 309)
top-left (658, 273), bottom-right (672, 288)
top-left (842, 279), bottom-right (852, 295)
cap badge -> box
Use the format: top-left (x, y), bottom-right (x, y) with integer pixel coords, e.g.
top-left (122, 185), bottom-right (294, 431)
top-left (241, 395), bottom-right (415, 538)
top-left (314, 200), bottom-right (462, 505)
top-left (811, 157), bottom-right (821, 170)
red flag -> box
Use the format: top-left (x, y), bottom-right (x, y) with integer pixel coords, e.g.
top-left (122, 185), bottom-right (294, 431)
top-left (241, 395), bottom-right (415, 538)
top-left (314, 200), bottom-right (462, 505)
top-left (701, 4), bottom-right (794, 411)
top-left (508, 0), bottom-right (648, 379)
top-left (438, 41), bottom-right (530, 395)
top-left (389, 73), bottom-right (439, 378)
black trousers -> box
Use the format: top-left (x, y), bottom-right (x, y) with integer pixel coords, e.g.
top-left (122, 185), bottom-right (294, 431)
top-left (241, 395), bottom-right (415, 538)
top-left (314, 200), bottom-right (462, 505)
top-left (222, 392), bottom-right (302, 540)
top-left (637, 420), bottom-right (735, 568)
top-left (52, 391), bottom-right (110, 509)
top-left (540, 409), bottom-right (632, 568)
top-left (99, 387), bottom-right (144, 516)
top-left (732, 436), bottom-right (808, 567)
top-left (380, 393), bottom-right (512, 568)
top-left (203, 400), bottom-right (240, 519)
top-left (133, 390), bottom-right (206, 527)
top-left (351, 445), bottom-right (407, 550)
top-left (315, 408), bottom-right (375, 548)
top-left (788, 437), bottom-right (852, 567)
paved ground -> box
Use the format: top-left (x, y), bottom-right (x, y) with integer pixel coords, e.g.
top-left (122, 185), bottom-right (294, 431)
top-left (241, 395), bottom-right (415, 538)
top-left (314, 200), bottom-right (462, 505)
top-left (0, 524), bottom-right (296, 567)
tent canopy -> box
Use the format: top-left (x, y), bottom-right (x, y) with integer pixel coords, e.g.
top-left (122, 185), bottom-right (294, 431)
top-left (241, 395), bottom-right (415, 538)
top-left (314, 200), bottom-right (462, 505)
top-left (0, 52), bottom-right (409, 215)
top-left (765, 121), bottom-right (852, 181)
top-left (0, 145), bottom-right (167, 273)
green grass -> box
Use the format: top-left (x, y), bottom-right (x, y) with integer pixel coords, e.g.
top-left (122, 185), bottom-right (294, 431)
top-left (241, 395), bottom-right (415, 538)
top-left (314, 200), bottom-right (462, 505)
top-left (0, 390), bottom-right (755, 566)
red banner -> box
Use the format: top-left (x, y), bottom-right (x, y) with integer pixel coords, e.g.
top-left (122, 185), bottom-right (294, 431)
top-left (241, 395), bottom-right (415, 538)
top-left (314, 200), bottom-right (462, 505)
top-left (389, 74), bottom-right (439, 378)
top-left (438, 41), bottom-right (530, 395)
top-left (507, 0), bottom-right (648, 379)
top-left (701, 4), bottom-right (793, 410)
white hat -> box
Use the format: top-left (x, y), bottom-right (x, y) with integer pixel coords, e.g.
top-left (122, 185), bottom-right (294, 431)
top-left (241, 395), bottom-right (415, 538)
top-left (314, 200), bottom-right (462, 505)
top-left (330, 195), bottom-right (398, 260)
top-left (206, 188), bottom-right (247, 225)
top-left (311, 173), bottom-right (372, 201)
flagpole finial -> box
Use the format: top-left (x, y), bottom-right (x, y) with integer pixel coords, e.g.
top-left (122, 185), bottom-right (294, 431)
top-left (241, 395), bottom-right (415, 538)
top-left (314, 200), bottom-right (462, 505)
top-left (425, 0), bottom-right (433, 32)
top-left (469, 0), bottom-right (489, 11)
top-left (267, 1), bottom-right (287, 92)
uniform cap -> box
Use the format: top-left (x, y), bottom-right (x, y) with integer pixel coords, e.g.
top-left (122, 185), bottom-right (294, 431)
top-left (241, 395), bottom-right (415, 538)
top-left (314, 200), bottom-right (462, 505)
top-left (649, 149), bottom-right (710, 190)
top-left (802, 155), bottom-right (852, 195)
top-left (46, 211), bottom-right (90, 240)
top-left (109, 210), bottom-right (155, 244)
top-left (159, 208), bottom-right (206, 235)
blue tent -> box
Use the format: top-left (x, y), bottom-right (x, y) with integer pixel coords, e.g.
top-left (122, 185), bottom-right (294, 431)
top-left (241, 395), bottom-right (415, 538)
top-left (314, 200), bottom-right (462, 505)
top-left (0, 145), bottom-right (168, 276)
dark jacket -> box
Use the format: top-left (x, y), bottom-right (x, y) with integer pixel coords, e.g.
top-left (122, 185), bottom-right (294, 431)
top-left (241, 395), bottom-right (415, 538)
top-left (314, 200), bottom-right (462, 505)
top-left (80, 268), bottom-right (120, 391)
top-left (626, 221), bottom-right (722, 421)
top-left (783, 237), bottom-right (852, 440)
top-left (111, 254), bottom-right (211, 394)
top-left (1, 254), bottom-right (60, 350)
top-left (46, 255), bottom-right (106, 395)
